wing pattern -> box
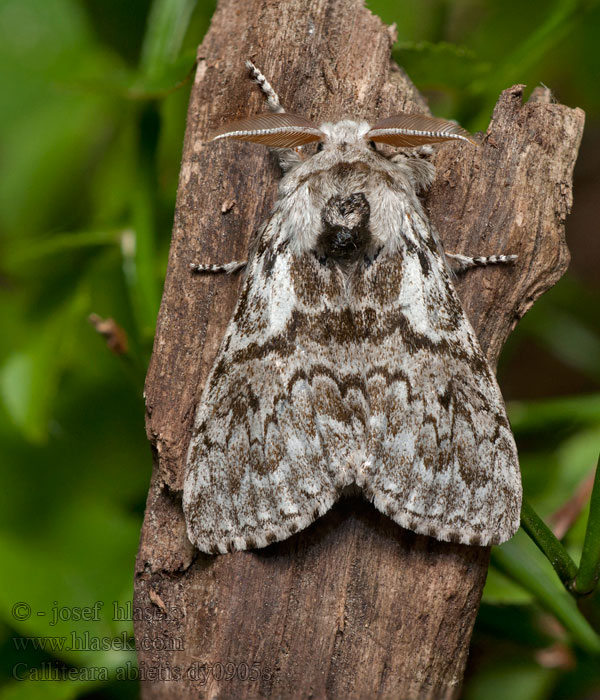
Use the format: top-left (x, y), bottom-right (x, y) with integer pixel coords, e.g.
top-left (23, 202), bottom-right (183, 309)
top-left (183, 209), bottom-right (521, 552)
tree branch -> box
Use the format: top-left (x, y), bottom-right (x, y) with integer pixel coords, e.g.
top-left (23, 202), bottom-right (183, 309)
top-left (134, 2), bottom-right (584, 698)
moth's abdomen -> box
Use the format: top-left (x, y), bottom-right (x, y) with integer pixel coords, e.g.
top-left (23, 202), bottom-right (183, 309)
top-left (317, 193), bottom-right (371, 264)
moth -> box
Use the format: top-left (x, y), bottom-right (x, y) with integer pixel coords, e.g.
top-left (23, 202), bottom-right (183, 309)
top-left (183, 62), bottom-right (522, 554)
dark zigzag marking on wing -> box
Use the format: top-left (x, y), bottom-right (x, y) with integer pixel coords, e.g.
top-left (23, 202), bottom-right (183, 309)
top-left (221, 306), bottom-right (492, 382)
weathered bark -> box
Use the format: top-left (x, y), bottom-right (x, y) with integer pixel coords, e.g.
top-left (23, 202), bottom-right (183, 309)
top-left (135, 1), bottom-right (584, 698)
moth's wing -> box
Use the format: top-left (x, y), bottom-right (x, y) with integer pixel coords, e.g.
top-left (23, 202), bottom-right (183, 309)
top-left (183, 214), bottom-right (365, 553)
top-left (356, 228), bottom-right (522, 546)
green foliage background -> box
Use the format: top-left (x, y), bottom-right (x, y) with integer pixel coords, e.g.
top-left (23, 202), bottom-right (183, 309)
top-left (1, 0), bottom-right (599, 698)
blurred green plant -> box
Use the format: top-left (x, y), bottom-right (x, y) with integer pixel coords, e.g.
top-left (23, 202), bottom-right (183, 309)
top-left (1, 0), bottom-right (600, 698)
top-left (0, 0), bottom-right (214, 697)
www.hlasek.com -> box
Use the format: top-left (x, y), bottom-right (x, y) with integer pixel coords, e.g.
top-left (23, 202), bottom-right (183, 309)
top-left (13, 631), bottom-right (183, 653)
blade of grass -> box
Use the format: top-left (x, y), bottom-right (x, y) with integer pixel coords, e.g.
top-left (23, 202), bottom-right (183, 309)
top-left (5, 229), bottom-right (122, 267)
top-left (468, 0), bottom-right (598, 99)
top-left (522, 309), bottom-right (600, 384)
top-left (394, 40), bottom-right (477, 61)
top-left (140, 0), bottom-right (198, 80)
top-left (463, 0), bottom-right (600, 129)
top-left (575, 456), bottom-right (600, 594)
top-left (123, 171), bottom-right (160, 347)
top-left (120, 104), bottom-right (162, 347)
top-left (508, 394), bottom-right (600, 433)
top-left (120, 0), bottom-right (199, 345)
top-left (491, 535), bottom-right (600, 655)
top-left (62, 50), bottom-right (197, 101)
top-left (521, 498), bottom-right (578, 589)
top-left (0, 676), bottom-right (99, 699)
top-left (0, 284), bottom-right (90, 442)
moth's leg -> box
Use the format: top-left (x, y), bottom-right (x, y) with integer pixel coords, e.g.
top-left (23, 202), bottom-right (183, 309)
top-left (190, 260), bottom-right (247, 274)
top-left (246, 60), bottom-right (284, 113)
top-left (390, 151), bottom-right (436, 193)
top-left (390, 144), bottom-right (436, 162)
top-left (445, 252), bottom-right (517, 274)
top-left (272, 147), bottom-right (303, 172)
top-left (246, 60), bottom-right (300, 173)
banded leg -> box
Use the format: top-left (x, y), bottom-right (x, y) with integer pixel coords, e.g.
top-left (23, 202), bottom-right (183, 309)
top-left (190, 260), bottom-right (247, 274)
top-left (246, 60), bottom-right (284, 114)
top-left (246, 60), bottom-right (301, 172)
top-left (446, 252), bottom-right (517, 274)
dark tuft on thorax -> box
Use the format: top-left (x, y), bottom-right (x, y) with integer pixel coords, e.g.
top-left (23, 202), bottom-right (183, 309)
top-left (316, 193), bottom-right (372, 265)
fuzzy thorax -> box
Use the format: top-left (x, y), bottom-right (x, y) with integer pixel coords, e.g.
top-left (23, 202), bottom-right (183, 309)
top-left (276, 120), bottom-right (435, 257)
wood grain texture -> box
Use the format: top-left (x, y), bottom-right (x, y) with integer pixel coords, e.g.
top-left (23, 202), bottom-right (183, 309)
top-left (135, 1), bottom-right (584, 697)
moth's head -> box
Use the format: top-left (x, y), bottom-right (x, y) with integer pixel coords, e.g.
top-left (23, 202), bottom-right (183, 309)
top-left (317, 120), bottom-right (372, 151)
top-left (209, 112), bottom-right (479, 156)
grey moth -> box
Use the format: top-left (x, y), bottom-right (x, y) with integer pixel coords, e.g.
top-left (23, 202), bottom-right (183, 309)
top-left (183, 63), bottom-right (522, 554)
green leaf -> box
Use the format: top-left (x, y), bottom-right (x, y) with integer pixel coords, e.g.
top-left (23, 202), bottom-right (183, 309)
top-left (0, 677), bottom-right (97, 700)
top-left (62, 50), bottom-right (197, 101)
top-left (5, 230), bottom-right (122, 269)
top-left (516, 425), bottom-right (600, 518)
top-left (0, 289), bottom-right (89, 442)
top-left (469, 0), bottom-right (597, 97)
top-left (491, 532), bottom-right (600, 654)
top-left (0, 500), bottom-right (138, 669)
top-left (463, 661), bottom-right (557, 700)
top-left (140, 0), bottom-right (198, 80)
top-left (523, 310), bottom-right (600, 384)
top-left (0, 0), bottom-right (124, 239)
top-left (122, 110), bottom-right (161, 344)
top-left (393, 40), bottom-right (487, 91)
top-left (395, 39), bottom-right (476, 60)
top-left (128, 49), bottom-right (197, 98)
top-left (464, 0), bottom-right (600, 126)
top-left (508, 394), bottom-right (600, 433)
top-left (576, 457), bottom-right (600, 594)
top-left (482, 567), bottom-right (534, 605)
